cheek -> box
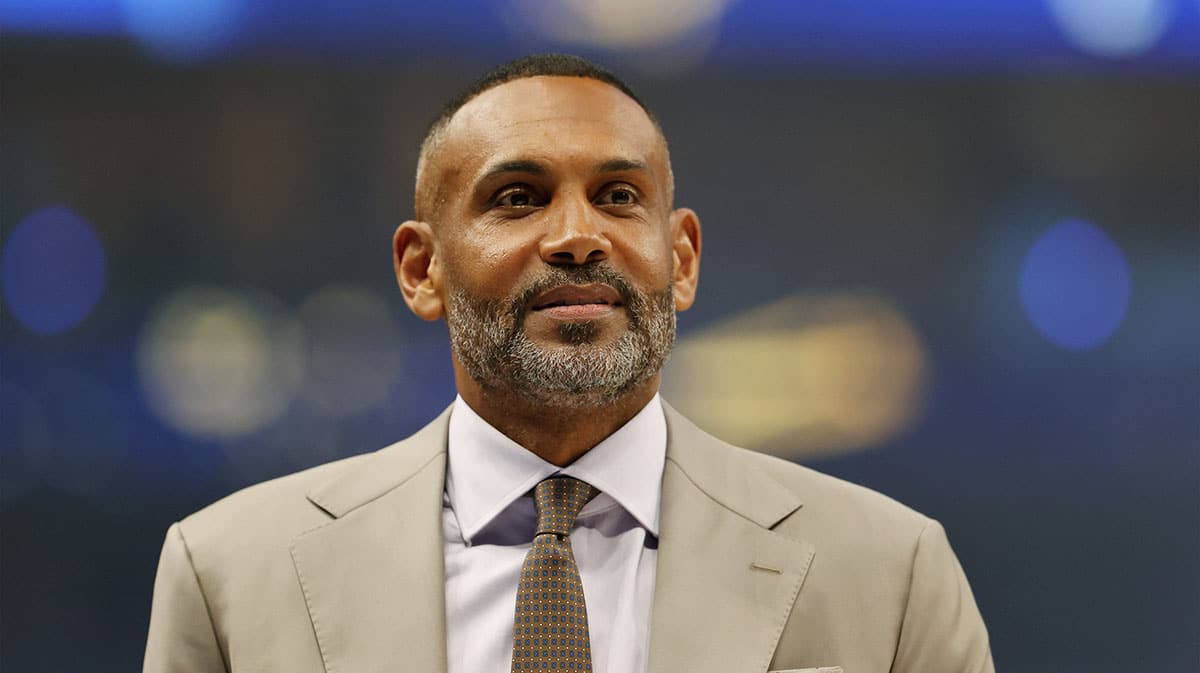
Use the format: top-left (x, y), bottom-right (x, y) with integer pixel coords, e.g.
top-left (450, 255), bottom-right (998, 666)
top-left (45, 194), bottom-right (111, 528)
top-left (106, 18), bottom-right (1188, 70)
top-left (615, 232), bottom-right (675, 287)
top-left (442, 229), bottom-right (538, 294)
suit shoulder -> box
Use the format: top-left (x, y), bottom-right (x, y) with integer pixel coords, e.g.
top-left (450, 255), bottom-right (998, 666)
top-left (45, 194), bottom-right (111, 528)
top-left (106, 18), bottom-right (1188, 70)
top-left (741, 447), bottom-right (933, 537)
top-left (176, 450), bottom-right (373, 554)
top-left (661, 403), bottom-right (931, 539)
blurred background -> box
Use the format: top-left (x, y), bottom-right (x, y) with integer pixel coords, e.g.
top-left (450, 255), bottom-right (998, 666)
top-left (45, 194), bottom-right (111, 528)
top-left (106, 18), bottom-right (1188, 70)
top-left (2, 0), bottom-right (1197, 671)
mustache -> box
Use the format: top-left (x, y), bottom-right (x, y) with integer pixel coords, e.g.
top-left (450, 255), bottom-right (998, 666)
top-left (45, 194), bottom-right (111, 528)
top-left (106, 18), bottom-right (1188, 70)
top-left (507, 264), bottom-right (641, 324)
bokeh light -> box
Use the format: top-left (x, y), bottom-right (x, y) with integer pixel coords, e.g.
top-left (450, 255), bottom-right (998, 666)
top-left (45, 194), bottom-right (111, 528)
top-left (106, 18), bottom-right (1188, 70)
top-left (1046, 0), bottom-right (1173, 57)
top-left (510, 0), bottom-right (733, 49)
top-left (662, 292), bottom-right (928, 459)
top-left (120, 0), bottom-right (244, 61)
top-left (136, 286), bottom-right (304, 439)
top-left (1020, 218), bottom-right (1131, 352)
top-left (296, 285), bottom-right (404, 418)
top-left (2, 205), bottom-right (107, 335)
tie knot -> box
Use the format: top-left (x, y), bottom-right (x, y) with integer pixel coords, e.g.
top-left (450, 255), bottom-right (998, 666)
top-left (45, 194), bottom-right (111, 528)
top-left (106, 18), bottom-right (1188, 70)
top-left (533, 476), bottom-right (599, 537)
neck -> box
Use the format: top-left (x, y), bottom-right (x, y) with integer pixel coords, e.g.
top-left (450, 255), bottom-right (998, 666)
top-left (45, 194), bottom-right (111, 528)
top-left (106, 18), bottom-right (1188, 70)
top-left (453, 365), bottom-right (661, 467)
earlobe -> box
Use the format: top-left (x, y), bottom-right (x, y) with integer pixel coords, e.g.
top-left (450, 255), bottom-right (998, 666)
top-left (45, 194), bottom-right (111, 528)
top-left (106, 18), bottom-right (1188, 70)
top-left (670, 207), bottom-right (702, 311)
top-left (393, 220), bottom-right (444, 321)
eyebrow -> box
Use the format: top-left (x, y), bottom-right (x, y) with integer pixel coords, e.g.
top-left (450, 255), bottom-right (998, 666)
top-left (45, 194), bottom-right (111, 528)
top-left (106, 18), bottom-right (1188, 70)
top-left (597, 158), bottom-right (648, 174)
top-left (479, 159), bottom-right (548, 182)
top-left (476, 157), bottom-right (649, 184)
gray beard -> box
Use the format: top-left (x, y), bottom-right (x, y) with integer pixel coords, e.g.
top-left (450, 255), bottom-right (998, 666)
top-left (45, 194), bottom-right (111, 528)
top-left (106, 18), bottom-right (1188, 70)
top-left (445, 264), bottom-right (675, 409)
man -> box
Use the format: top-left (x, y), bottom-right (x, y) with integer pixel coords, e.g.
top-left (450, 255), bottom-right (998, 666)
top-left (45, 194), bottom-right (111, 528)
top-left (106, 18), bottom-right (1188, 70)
top-left (144, 54), bottom-right (993, 673)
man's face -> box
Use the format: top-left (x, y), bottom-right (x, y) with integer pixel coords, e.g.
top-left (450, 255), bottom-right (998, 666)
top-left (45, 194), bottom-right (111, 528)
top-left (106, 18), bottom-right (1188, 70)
top-left (410, 76), bottom-right (698, 407)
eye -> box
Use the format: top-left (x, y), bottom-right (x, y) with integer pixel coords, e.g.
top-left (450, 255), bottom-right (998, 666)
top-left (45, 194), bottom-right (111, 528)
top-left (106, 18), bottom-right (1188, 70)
top-left (493, 185), bottom-right (542, 209)
top-left (597, 184), bottom-right (639, 207)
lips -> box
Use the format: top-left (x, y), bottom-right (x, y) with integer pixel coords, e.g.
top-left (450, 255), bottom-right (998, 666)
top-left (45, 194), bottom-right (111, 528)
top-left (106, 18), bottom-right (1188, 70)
top-left (531, 283), bottom-right (623, 311)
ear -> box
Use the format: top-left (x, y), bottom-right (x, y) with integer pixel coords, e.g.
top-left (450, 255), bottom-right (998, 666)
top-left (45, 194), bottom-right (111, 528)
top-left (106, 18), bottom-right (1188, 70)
top-left (393, 220), bottom-right (444, 321)
top-left (669, 207), bottom-right (701, 311)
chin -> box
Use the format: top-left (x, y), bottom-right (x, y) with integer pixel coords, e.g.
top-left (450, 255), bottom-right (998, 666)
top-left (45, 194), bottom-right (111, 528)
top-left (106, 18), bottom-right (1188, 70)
top-left (555, 320), bottom-right (602, 345)
top-left (511, 379), bottom-right (649, 411)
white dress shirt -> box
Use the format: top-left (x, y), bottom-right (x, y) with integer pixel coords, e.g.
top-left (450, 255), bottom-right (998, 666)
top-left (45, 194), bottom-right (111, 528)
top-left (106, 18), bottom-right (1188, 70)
top-left (442, 394), bottom-right (665, 673)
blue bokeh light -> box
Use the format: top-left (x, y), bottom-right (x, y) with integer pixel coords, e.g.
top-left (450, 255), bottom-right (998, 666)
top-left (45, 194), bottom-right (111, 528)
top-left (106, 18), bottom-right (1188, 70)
top-left (3, 1), bottom-right (1199, 72)
top-left (1019, 218), bottom-right (1131, 351)
top-left (121, 0), bottom-right (244, 62)
top-left (2, 205), bottom-right (108, 335)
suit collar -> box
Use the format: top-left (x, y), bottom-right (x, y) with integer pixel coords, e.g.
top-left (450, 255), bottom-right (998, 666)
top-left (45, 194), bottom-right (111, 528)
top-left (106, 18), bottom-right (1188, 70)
top-left (306, 399), bottom-right (795, 528)
top-left (662, 401), bottom-right (804, 528)
top-left (305, 405), bottom-right (451, 518)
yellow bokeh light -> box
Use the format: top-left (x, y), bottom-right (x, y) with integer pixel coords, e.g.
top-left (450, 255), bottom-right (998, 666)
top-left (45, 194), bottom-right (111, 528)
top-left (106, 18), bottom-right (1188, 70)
top-left (136, 287), bottom-right (304, 439)
top-left (662, 292), bottom-right (928, 460)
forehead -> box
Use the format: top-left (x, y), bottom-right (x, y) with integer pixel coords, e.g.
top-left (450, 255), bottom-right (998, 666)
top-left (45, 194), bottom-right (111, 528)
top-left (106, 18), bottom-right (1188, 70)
top-left (436, 76), bottom-right (666, 181)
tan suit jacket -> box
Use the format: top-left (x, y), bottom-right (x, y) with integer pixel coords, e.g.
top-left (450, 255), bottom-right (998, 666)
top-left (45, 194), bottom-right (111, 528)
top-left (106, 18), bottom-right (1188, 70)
top-left (144, 402), bottom-right (994, 672)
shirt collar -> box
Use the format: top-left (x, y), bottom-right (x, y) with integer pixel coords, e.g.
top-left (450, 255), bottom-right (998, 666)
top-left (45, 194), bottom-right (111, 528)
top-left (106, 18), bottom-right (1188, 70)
top-left (445, 394), bottom-right (666, 545)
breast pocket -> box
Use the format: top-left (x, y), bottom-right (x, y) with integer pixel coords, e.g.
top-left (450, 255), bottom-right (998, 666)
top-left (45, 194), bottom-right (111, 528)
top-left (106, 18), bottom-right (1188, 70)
top-left (767, 668), bottom-right (843, 673)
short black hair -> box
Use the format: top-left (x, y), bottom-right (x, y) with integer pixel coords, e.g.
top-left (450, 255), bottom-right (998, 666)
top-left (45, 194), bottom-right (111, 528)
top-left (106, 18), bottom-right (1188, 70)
top-left (423, 53), bottom-right (656, 144)
top-left (414, 53), bottom-right (664, 221)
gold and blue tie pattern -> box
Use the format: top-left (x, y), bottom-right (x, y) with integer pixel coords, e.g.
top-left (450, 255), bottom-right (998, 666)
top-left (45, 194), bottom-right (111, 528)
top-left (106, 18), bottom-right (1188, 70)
top-left (511, 476), bottom-right (600, 672)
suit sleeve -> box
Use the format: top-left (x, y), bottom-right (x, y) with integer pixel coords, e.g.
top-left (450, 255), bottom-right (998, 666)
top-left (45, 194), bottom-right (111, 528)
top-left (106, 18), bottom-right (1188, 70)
top-left (144, 522), bottom-right (229, 673)
top-left (891, 520), bottom-right (994, 673)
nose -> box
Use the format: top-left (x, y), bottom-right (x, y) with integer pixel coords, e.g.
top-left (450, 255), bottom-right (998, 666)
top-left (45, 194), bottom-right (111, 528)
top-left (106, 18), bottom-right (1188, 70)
top-left (538, 193), bottom-right (612, 266)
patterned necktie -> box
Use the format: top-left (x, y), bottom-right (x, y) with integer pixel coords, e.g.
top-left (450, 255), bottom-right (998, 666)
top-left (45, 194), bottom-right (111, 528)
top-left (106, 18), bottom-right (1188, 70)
top-left (511, 476), bottom-right (600, 672)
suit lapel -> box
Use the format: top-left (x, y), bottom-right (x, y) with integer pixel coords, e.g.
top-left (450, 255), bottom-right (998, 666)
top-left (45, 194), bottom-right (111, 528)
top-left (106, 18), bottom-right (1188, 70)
top-left (647, 405), bottom-right (815, 673)
top-left (285, 402), bottom-right (813, 672)
top-left (290, 408), bottom-right (452, 673)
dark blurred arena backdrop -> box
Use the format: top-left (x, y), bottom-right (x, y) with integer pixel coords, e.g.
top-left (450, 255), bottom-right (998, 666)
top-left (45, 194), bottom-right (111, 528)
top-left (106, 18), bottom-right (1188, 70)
top-left (2, 1), bottom-right (1198, 671)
